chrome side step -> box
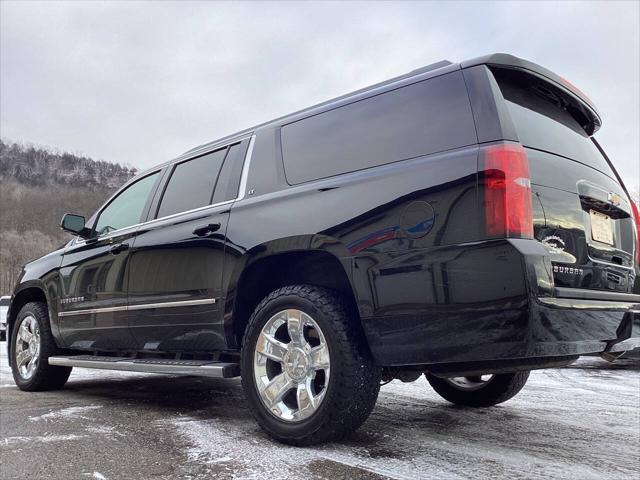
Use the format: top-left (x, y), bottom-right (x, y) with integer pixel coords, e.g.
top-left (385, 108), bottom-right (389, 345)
top-left (48, 355), bottom-right (240, 378)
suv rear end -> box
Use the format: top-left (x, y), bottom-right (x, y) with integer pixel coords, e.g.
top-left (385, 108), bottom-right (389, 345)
top-left (366, 55), bottom-right (639, 371)
top-left (466, 55), bottom-right (640, 363)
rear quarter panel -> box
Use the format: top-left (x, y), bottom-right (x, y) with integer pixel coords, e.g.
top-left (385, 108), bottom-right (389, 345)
top-left (224, 143), bottom-right (481, 324)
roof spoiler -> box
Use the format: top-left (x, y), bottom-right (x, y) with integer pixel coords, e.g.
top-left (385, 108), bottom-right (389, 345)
top-left (461, 53), bottom-right (602, 134)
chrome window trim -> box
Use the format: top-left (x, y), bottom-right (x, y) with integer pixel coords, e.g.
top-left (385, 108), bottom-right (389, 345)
top-left (71, 133), bottom-right (256, 247)
top-left (58, 298), bottom-right (217, 317)
top-left (143, 199), bottom-right (235, 229)
top-left (236, 134), bottom-right (256, 201)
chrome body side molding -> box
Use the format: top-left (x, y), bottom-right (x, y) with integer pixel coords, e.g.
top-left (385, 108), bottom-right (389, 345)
top-left (58, 298), bottom-right (217, 317)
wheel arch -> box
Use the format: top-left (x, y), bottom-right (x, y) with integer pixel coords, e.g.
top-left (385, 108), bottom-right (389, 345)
top-left (224, 241), bottom-right (359, 349)
top-left (6, 283), bottom-right (50, 367)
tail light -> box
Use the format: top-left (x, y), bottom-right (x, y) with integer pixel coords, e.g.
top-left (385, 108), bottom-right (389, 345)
top-left (631, 200), bottom-right (640, 267)
top-left (482, 143), bottom-right (533, 239)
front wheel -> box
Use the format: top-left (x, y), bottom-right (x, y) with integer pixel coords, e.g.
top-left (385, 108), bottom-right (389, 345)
top-left (241, 285), bottom-right (381, 446)
top-left (425, 371), bottom-right (530, 407)
top-left (10, 302), bottom-right (72, 391)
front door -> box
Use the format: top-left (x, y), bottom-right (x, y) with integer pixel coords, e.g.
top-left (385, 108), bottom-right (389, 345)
top-left (57, 171), bottom-right (162, 351)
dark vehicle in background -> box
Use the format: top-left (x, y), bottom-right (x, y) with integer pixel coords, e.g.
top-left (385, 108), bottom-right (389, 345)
top-left (6, 54), bottom-right (640, 445)
top-left (0, 296), bottom-right (9, 341)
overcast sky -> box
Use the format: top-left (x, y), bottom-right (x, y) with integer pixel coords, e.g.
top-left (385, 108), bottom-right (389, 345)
top-left (1, 1), bottom-right (638, 193)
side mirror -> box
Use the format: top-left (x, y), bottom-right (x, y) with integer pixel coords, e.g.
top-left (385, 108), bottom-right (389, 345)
top-left (60, 213), bottom-right (90, 238)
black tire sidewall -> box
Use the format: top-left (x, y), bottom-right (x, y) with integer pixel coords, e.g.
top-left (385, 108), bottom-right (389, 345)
top-left (426, 371), bottom-right (530, 407)
top-left (10, 301), bottom-right (71, 391)
top-left (11, 303), bottom-right (45, 389)
top-left (241, 291), bottom-right (342, 440)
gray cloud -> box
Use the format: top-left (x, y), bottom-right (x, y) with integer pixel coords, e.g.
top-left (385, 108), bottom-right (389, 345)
top-left (1, 1), bottom-right (638, 193)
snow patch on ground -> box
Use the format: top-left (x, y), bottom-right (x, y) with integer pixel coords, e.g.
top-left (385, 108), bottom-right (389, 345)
top-left (29, 405), bottom-right (102, 422)
top-left (82, 472), bottom-right (108, 480)
top-left (165, 416), bottom-right (402, 480)
top-left (85, 425), bottom-right (126, 437)
top-left (4, 434), bottom-right (86, 445)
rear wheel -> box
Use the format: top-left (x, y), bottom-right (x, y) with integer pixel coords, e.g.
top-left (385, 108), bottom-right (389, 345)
top-left (425, 371), bottom-right (530, 407)
top-left (11, 302), bottom-right (72, 391)
top-left (241, 285), bottom-right (381, 445)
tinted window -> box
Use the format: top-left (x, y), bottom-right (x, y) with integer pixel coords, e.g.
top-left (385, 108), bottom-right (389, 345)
top-left (281, 71), bottom-right (477, 184)
top-left (95, 172), bottom-right (159, 236)
top-left (504, 101), bottom-right (614, 177)
top-left (494, 68), bottom-right (615, 177)
top-left (212, 142), bottom-right (246, 204)
top-left (157, 148), bottom-right (226, 218)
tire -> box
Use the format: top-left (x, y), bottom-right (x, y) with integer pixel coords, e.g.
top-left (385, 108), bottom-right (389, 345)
top-left (241, 285), bottom-right (381, 446)
top-left (10, 302), bottom-right (72, 391)
top-left (425, 371), bottom-right (530, 407)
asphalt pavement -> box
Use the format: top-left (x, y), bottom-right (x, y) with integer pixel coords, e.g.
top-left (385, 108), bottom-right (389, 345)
top-left (1, 341), bottom-right (638, 479)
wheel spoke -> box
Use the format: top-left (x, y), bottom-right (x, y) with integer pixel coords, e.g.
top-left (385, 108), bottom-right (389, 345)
top-left (255, 333), bottom-right (288, 362)
top-left (310, 344), bottom-right (329, 370)
top-left (16, 349), bottom-right (31, 367)
top-left (26, 356), bottom-right (38, 373)
top-left (296, 379), bottom-right (317, 417)
top-left (286, 310), bottom-right (306, 347)
top-left (261, 373), bottom-right (294, 407)
top-left (19, 324), bottom-right (33, 343)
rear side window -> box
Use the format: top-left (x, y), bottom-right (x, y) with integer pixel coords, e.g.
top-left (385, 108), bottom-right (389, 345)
top-left (492, 68), bottom-right (615, 177)
top-left (281, 71), bottom-right (477, 184)
top-left (212, 142), bottom-right (246, 204)
top-left (157, 148), bottom-right (227, 218)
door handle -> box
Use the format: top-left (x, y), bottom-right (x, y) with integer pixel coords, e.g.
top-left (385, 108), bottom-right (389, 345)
top-left (192, 223), bottom-right (221, 237)
top-left (109, 243), bottom-right (130, 255)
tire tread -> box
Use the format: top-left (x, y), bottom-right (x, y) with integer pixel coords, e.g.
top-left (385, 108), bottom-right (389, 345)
top-left (241, 285), bottom-right (380, 445)
top-left (11, 301), bottom-right (71, 391)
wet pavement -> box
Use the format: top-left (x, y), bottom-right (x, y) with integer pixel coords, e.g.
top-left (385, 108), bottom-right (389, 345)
top-left (1, 341), bottom-right (638, 479)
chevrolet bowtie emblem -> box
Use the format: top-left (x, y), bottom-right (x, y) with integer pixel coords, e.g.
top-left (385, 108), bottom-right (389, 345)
top-left (608, 192), bottom-right (622, 207)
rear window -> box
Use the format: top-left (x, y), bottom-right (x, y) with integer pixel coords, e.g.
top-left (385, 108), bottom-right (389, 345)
top-left (281, 71), bottom-right (477, 184)
top-left (493, 68), bottom-right (615, 177)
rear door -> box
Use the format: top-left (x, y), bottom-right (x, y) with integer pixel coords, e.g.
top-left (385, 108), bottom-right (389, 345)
top-left (491, 67), bottom-right (637, 294)
top-left (126, 140), bottom-right (249, 352)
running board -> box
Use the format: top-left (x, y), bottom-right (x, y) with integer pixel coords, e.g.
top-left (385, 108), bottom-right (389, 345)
top-left (48, 355), bottom-right (240, 378)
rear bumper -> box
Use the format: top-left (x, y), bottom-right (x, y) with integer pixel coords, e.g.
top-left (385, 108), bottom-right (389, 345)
top-left (358, 239), bottom-right (640, 367)
top-left (363, 299), bottom-right (640, 367)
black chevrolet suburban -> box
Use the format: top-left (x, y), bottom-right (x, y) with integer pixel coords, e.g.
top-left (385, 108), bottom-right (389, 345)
top-left (7, 54), bottom-right (640, 445)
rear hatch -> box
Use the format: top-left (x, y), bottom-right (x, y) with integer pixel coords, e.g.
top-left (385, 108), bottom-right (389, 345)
top-left (491, 67), bottom-right (638, 295)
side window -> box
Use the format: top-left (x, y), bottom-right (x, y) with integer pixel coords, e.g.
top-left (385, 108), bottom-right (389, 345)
top-left (94, 172), bottom-right (159, 236)
top-left (212, 142), bottom-right (246, 204)
top-left (157, 148), bottom-right (226, 218)
top-left (280, 71), bottom-right (477, 184)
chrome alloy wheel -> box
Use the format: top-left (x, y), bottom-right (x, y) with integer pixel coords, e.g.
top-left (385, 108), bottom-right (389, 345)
top-left (253, 309), bottom-right (330, 422)
top-left (14, 315), bottom-right (41, 380)
top-left (444, 375), bottom-right (495, 391)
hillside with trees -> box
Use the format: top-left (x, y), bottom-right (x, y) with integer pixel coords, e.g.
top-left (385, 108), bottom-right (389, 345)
top-left (0, 140), bottom-right (136, 294)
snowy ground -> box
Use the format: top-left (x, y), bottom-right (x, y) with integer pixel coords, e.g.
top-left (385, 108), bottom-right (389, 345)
top-left (0, 341), bottom-right (638, 480)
